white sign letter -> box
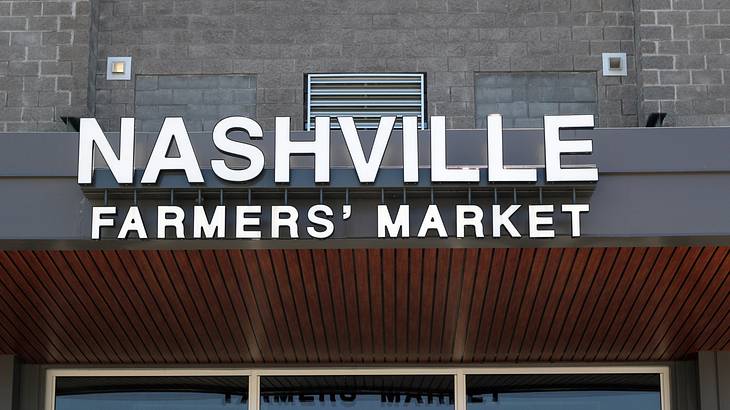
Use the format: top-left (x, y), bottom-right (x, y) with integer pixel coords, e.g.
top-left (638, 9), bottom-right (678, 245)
top-left (78, 118), bottom-right (135, 184)
top-left (339, 116), bottom-right (395, 183)
top-left (492, 205), bottom-right (521, 238)
top-left (193, 206), bottom-right (226, 238)
top-left (457, 205), bottom-right (484, 238)
top-left (271, 205), bottom-right (299, 238)
top-left (402, 116), bottom-right (419, 183)
top-left (91, 206), bottom-right (116, 239)
top-left (562, 203), bottom-right (590, 237)
top-left (211, 117), bottom-right (265, 182)
top-left (378, 205), bottom-right (410, 238)
top-left (275, 116), bottom-right (330, 183)
top-left (236, 206), bottom-right (261, 238)
top-left (157, 206), bottom-right (185, 239)
top-left (544, 115), bottom-right (598, 182)
top-left (430, 116), bottom-right (479, 182)
top-left (118, 206), bottom-right (148, 239)
top-left (142, 117), bottom-right (204, 184)
top-left (307, 205), bottom-right (334, 239)
top-left (418, 205), bottom-right (448, 238)
top-left (529, 204), bottom-right (555, 238)
top-left (487, 114), bottom-right (536, 182)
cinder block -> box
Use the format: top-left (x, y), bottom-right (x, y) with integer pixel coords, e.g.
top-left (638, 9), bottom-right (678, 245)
top-left (603, 0), bottom-right (633, 10)
top-left (675, 84), bottom-right (708, 99)
top-left (690, 40), bottom-right (721, 55)
top-left (0, 46), bottom-right (27, 61)
top-left (688, 11), bottom-right (719, 25)
top-left (42, 2), bottom-right (73, 15)
top-left (691, 70), bottom-right (723, 85)
top-left (0, 16), bottom-right (29, 31)
top-left (640, 26), bottom-right (673, 40)
top-left (27, 16), bottom-right (58, 31)
top-left (704, 0), bottom-right (730, 9)
top-left (692, 98), bottom-right (726, 114)
top-left (447, 0), bottom-right (478, 12)
top-left (135, 76), bottom-right (158, 91)
top-left (542, 55), bottom-right (575, 70)
top-left (40, 61), bottom-right (72, 75)
top-left (674, 55), bottom-right (704, 70)
top-left (572, 26), bottom-right (603, 40)
top-left (233, 89), bottom-right (257, 104)
top-left (642, 55), bottom-right (675, 70)
top-left (514, 117), bottom-right (544, 128)
top-left (203, 90), bottom-right (234, 105)
top-left (159, 75), bottom-right (217, 89)
top-left (11, 1), bottom-right (42, 16)
top-left (21, 107), bottom-right (54, 121)
top-left (571, 0), bottom-right (602, 12)
top-left (528, 102), bottom-right (560, 116)
top-left (659, 70), bottom-right (691, 85)
top-left (644, 85), bottom-right (676, 100)
top-left (135, 89), bottom-right (174, 105)
top-left (8, 62), bottom-right (39, 76)
top-left (705, 25), bottom-right (730, 39)
top-left (172, 89), bottom-right (204, 104)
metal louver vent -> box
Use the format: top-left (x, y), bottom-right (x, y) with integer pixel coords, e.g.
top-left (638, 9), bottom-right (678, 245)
top-left (306, 73), bottom-right (426, 131)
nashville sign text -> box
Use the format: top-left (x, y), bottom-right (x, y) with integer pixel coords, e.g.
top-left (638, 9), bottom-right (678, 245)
top-left (79, 114), bottom-right (597, 240)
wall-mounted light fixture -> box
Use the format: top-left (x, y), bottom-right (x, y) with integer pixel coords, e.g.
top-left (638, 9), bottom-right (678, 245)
top-left (602, 53), bottom-right (627, 77)
top-left (106, 56), bottom-right (132, 80)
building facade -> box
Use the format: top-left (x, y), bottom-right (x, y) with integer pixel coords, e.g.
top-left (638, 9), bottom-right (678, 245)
top-left (1, 1), bottom-right (730, 410)
top-left (2, 0), bottom-right (730, 132)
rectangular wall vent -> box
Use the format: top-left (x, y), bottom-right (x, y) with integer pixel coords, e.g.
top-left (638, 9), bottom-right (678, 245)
top-left (305, 73), bottom-right (426, 131)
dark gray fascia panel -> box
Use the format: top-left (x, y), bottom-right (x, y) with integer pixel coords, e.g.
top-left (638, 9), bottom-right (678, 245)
top-left (0, 127), bottom-right (729, 249)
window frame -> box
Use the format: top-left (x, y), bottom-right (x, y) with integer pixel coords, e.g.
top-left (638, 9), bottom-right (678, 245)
top-left (45, 365), bottom-right (670, 410)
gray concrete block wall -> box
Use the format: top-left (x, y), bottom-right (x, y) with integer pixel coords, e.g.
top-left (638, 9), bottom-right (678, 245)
top-left (639, 0), bottom-right (730, 126)
top-left (475, 72), bottom-right (598, 127)
top-left (0, 0), bottom-right (94, 131)
top-left (4, 0), bottom-right (730, 131)
top-left (92, 0), bottom-right (639, 131)
top-left (134, 74), bottom-right (256, 131)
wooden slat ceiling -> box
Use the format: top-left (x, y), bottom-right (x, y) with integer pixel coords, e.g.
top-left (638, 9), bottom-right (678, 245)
top-left (0, 247), bottom-right (727, 364)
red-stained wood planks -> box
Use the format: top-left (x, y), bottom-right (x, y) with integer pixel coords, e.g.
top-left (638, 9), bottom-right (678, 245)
top-left (0, 247), bottom-right (727, 364)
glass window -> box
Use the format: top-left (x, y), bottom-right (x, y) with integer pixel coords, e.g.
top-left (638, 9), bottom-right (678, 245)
top-left (261, 375), bottom-right (453, 410)
top-left (466, 373), bottom-right (661, 410)
top-left (55, 376), bottom-right (248, 410)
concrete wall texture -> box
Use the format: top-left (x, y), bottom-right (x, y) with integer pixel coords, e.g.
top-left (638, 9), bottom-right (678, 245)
top-left (0, 0), bottom-right (94, 131)
top-left (1, 0), bottom-right (729, 131)
top-left (475, 72), bottom-right (598, 128)
top-left (134, 74), bottom-right (256, 131)
top-left (639, 0), bottom-right (730, 126)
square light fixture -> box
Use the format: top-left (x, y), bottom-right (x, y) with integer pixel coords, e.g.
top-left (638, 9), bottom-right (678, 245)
top-left (602, 52), bottom-right (627, 77)
top-left (111, 61), bottom-right (126, 74)
top-left (106, 56), bottom-right (132, 80)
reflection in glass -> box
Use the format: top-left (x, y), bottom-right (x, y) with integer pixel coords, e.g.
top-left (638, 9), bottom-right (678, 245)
top-left (55, 376), bottom-right (248, 410)
top-left (466, 374), bottom-right (661, 410)
top-left (260, 375), bottom-right (454, 410)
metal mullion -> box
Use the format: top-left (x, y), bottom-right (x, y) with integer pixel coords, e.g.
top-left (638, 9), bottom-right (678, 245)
top-left (454, 371), bottom-right (466, 410)
top-left (306, 74), bottom-right (312, 131)
top-left (249, 371), bottom-right (260, 410)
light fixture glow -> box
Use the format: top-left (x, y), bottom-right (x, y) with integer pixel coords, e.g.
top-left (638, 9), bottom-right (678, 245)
top-left (111, 61), bottom-right (125, 74)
